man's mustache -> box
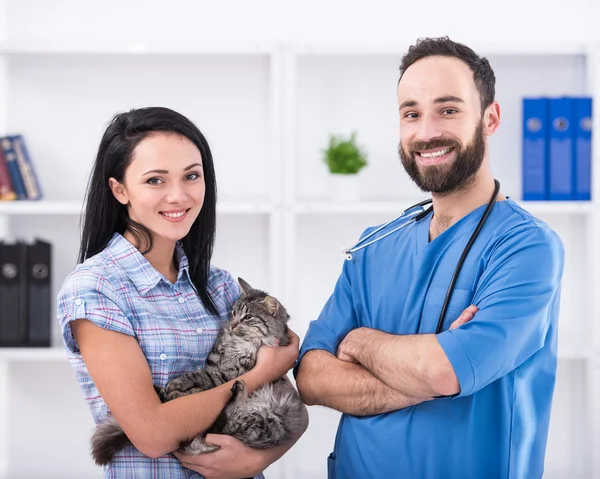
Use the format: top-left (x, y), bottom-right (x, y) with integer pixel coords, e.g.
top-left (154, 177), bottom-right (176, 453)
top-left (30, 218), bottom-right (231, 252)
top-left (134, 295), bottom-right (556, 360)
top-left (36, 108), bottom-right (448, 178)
top-left (410, 138), bottom-right (460, 153)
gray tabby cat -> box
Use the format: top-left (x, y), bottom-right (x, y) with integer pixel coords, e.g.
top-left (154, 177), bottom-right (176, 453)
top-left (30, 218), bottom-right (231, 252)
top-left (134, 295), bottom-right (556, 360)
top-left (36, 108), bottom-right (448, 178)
top-left (90, 278), bottom-right (305, 466)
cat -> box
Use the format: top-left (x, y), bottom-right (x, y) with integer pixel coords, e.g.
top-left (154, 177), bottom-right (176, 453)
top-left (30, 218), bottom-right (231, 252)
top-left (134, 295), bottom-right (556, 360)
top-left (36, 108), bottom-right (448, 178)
top-left (90, 278), bottom-right (305, 466)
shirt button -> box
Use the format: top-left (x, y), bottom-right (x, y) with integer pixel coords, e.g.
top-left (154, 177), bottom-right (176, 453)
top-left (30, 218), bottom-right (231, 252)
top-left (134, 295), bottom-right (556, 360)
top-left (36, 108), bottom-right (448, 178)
top-left (178, 297), bottom-right (185, 304)
top-left (75, 298), bottom-right (83, 306)
top-left (159, 353), bottom-right (167, 361)
top-left (196, 328), bottom-right (203, 334)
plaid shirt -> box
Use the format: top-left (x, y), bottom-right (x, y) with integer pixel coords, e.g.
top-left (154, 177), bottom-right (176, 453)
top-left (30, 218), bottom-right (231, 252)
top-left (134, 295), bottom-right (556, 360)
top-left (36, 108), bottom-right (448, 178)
top-left (57, 232), bottom-right (265, 479)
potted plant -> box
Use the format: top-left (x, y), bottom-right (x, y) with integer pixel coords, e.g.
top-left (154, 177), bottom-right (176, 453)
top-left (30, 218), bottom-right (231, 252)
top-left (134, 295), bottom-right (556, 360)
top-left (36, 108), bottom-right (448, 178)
top-left (322, 131), bottom-right (368, 202)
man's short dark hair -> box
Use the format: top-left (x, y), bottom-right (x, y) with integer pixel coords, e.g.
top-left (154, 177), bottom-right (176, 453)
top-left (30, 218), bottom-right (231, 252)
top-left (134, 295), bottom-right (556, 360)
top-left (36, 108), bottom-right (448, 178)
top-left (399, 36), bottom-right (496, 112)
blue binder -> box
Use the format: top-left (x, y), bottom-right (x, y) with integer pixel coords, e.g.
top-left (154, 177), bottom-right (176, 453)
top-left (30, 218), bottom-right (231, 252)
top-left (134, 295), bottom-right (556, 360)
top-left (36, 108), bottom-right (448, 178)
top-left (574, 97), bottom-right (592, 200)
top-left (522, 98), bottom-right (549, 200)
top-left (548, 97), bottom-right (576, 200)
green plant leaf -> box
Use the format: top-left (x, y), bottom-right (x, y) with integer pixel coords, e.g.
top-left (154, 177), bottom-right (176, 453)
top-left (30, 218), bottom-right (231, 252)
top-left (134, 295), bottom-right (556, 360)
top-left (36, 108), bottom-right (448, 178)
top-left (322, 131), bottom-right (368, 174)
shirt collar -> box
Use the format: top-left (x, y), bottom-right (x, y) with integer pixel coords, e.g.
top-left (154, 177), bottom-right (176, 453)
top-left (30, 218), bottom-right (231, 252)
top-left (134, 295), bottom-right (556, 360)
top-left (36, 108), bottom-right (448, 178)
top-left (106, 233), bottom-right (194, 295)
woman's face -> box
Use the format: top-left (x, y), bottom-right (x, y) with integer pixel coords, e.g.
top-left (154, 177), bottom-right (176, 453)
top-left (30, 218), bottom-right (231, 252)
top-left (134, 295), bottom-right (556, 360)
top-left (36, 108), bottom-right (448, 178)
top-left (109, 132), bottom-right (206, 244)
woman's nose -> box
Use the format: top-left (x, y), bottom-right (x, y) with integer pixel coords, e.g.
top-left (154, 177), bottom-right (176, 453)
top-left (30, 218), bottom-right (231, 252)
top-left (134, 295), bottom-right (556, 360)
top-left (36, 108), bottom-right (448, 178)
top-left (165, 183), bottom-right (188, 203)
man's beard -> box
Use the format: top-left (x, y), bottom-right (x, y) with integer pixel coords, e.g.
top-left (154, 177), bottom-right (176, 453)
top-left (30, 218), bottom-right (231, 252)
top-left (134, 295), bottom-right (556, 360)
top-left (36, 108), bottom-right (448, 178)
top-left (398, 120), bottom-right (486, 194)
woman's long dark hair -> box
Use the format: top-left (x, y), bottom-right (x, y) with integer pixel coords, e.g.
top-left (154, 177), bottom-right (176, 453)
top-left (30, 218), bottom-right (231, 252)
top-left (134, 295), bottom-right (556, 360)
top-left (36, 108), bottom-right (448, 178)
top-left (79, 106), bottom-right (218, 315)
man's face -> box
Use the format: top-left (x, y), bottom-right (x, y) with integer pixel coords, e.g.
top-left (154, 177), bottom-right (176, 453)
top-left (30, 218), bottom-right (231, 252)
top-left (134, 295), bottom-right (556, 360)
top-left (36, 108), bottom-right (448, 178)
top-left (397, 55), bottom-right (488, 194)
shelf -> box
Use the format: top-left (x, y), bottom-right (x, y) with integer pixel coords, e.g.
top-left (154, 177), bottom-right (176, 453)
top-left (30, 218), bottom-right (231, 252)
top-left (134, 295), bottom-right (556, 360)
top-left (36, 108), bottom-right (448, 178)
top-left (292, 201), bottom-right (413, 215)
top-left (517, 201), bottom-right (595, 215)
top-left (0, 200), bottom-right (274, 215)
top-left (0, 200), bottom-right (84, 215)
top-left (558, 332), bottom-right (591, 360)
top-left (217, 202), bottom-right (273, 214)
top-left (0, 347), bottom-right (66, 362)
top-left (0, 41), bottom-right (589, 58)
top-left (293, 41), bottom-right (588, 57)
top-left (0, 40), bottom-right (273, 56)
top-left (292, 200), bottom-right (595, 215)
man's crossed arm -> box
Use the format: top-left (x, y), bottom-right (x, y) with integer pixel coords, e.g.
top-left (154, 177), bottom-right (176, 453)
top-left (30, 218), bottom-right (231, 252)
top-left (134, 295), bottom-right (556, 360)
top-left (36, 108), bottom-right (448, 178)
top-left (295, 305), bottom-right (477, 416)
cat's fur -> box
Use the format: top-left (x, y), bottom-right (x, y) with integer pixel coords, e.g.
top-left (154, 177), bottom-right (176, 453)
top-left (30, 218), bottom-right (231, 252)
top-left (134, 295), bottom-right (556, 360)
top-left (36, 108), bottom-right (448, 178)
top-left (90, 278), bottom-right (305, 466)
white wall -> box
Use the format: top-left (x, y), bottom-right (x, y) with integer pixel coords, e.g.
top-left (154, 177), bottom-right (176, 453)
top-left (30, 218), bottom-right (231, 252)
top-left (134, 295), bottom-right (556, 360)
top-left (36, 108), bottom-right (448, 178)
top-left (5, 0), bottom-right (600, 45)
top-left (1, 1), bottom-right (599, 478)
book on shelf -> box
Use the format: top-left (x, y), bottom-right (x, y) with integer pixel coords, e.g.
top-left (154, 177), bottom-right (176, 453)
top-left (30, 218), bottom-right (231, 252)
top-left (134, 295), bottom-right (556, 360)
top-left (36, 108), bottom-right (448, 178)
top-left (0, 134), bottom-right (43, 202)
top-left (522, 96), bottom-right (593, 202)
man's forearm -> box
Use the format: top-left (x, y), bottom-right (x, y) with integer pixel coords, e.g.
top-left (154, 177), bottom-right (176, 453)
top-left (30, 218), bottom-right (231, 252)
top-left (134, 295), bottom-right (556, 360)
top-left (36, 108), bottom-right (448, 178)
top-left (296, 350), bottom-right (430, 416)
top-left (347, 329), bottom-right (459, 398)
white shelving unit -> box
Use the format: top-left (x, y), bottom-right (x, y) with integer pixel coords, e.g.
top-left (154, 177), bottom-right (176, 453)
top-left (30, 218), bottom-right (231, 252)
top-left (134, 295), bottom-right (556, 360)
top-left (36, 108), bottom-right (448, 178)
top-left (0, 40), bottom-right (599, 478)
top-left (0, 200), bottom-right (275, 216)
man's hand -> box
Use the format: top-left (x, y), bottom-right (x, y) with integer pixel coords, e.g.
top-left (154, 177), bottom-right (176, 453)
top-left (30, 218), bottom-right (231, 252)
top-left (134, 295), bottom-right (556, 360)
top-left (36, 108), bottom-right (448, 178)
top-left (336, 305), bottom-right (478, 363)
top-left (449, 305), bottom-right (478, 330)
top-left (337, 327), bottom-right (370, 363)
top-left (173, 434), bottom-right (263, 479)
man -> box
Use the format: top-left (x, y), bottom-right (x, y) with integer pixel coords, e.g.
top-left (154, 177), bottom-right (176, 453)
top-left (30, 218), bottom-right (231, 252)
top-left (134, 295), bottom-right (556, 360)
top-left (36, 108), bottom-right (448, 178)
top-left (294, 37), bottom-right (565, 479)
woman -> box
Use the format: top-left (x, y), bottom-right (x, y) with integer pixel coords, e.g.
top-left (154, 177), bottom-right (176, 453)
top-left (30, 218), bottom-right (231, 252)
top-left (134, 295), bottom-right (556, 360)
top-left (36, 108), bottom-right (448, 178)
top-left (57, 106), bottom-right (306, 478)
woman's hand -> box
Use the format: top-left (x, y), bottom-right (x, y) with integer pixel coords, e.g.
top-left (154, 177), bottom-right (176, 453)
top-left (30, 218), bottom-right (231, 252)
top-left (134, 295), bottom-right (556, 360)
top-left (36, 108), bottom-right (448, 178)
top-left (253, 329), bottom-right (300, 384)
top-left (173, 434), bottom-right (264, 479)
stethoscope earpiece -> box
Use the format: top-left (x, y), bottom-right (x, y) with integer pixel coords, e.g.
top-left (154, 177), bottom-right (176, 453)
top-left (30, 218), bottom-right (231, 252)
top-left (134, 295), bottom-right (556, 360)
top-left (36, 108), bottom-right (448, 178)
top-left (345, 252), bottom-right (353, 261)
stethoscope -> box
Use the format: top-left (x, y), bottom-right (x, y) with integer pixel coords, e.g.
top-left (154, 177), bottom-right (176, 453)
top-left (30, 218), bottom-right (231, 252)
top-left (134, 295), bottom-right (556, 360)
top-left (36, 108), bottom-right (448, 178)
top-left (343, 179), bottom-right (500, 334)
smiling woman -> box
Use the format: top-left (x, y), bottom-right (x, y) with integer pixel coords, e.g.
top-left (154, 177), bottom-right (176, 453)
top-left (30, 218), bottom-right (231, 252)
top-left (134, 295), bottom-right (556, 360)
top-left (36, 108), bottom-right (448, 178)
top-left (55, 106), bottom-right (306, 478)
top-left (107, 132), bottom-right (207, 279)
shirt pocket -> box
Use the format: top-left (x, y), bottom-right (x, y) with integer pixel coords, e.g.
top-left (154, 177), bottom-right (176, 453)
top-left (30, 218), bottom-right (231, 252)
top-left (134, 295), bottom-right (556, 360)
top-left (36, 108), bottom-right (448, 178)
top-left (421, 285), bottom-right (475, 333)
top-left (136, 324), bottom-right (177, 387)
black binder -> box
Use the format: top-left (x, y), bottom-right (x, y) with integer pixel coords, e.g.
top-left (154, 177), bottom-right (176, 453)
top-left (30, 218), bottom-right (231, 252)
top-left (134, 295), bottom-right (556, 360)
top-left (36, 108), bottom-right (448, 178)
top-left (0, 241), bottom-right (28, 346)
top-left (26, 239), bottom-right (52, 347)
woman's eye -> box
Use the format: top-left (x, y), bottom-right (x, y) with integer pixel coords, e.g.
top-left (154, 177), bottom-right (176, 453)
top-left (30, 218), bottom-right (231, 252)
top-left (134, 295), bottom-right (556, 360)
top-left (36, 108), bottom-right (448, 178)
top-left (146, 177), bottom-right (163, 185)
top-left (185, 172), bottom-right (201, 181)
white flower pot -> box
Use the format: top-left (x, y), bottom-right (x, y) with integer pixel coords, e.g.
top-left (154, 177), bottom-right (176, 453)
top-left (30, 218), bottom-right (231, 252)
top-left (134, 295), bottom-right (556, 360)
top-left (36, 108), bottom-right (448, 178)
top-left (329, 174), bottom-right (360, 202)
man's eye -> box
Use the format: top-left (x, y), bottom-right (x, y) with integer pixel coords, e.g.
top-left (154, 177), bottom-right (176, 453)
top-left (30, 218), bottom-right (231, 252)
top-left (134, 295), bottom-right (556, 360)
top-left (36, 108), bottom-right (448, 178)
top-left (404, 112), bottom-right (419, 119)
top-left (442, 108), bottom-right (458, 115)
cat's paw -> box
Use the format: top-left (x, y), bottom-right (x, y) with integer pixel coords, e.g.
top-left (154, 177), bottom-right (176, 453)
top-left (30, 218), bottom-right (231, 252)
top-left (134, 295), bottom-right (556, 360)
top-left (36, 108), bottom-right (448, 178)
top-left (231, 379), bottom-right (248, 400)
top-left (154, 384), bottom-right (168, 403)
top-left (165, 376), bottom-right (195, 398)
top-left (180, 437), bottom-right (221, 455)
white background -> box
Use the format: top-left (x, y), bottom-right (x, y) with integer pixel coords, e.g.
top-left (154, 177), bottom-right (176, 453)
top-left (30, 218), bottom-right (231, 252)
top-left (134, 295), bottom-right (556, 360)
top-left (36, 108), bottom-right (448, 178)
top-left (0, 0), bottom-right (599, 478)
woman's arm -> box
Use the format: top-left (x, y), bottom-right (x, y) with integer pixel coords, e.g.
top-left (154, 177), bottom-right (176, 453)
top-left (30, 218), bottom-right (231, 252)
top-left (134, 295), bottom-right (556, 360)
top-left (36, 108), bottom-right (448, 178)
top-left (72, 318), bottom-right (298, 459)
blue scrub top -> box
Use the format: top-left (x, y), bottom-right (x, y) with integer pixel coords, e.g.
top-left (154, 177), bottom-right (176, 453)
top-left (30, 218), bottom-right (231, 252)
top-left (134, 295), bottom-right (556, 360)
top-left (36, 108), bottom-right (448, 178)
top-left (295, 198), bottom-right (564, 479)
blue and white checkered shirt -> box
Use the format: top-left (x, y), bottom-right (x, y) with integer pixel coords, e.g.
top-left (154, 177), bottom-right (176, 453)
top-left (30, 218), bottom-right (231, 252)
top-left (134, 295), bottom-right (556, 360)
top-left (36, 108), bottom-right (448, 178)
top-left (57, 232), bottom-right (264, 479)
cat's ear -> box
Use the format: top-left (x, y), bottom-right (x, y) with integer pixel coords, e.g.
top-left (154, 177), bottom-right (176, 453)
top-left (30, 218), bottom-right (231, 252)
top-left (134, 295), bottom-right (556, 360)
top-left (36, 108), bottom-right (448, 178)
top-left (262, 296), bottom-right (280, 316)
top-left (238, 277), bottom-right (254, 296)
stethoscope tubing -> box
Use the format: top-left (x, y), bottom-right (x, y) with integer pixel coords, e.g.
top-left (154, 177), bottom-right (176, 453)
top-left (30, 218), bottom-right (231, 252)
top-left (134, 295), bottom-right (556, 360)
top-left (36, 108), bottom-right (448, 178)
top-left (342, 179), bottom-right (501, 336)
